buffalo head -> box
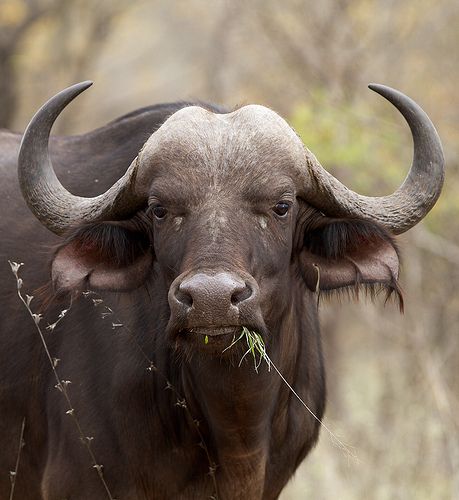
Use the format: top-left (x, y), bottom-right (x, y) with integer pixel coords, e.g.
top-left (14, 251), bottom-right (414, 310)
top-left (18, 82), bottom-right (444, 354)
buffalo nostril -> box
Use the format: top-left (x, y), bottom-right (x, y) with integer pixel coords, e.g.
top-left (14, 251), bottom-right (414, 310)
top-left (231, 283), bottom-right (252, 305)
top-left (175, 288), bottom-right (193, 308)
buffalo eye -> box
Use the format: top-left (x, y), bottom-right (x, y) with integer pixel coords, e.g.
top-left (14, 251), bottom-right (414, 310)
top-left (273, 201), bottom-right (290, 217)
top-left (152, 205), bottom-right (168, 219)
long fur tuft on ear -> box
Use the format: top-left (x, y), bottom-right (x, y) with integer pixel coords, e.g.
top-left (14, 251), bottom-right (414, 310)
top-left (317, 269), bottom-right (404, 313)
top-left (305, 218), bottom-right (398, 260)
top-left (58, 222), bottom-right (150, 268)
top-left (301, 218), bottom-right (404, 311)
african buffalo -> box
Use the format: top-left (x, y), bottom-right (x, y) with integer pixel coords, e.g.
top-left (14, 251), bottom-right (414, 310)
top-left (0, 82), bottom-right (444, 499)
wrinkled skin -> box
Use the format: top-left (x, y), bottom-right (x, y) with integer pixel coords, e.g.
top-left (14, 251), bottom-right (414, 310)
top-left (1, 102), bottom-right (401, 499)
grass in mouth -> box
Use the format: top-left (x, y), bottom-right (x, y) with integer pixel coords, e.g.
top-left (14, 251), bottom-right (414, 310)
top-left (222, 326), bottom-right (271, 373)
top-left (222, 325), bottom-right (356, 460)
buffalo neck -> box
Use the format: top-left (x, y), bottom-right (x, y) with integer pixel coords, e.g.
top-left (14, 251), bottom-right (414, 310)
top-left (96, 272), bottom-right (324, 497)
top-left (172, 277), bottom-right (324, 497)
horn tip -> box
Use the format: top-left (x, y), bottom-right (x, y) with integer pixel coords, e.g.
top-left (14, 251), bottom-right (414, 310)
top-left (368, 83), bottom-right (387, 94)
top-left (76, 80), bottom-right (94, 90)
top-left (60, 81), bottom-right (93, 101)
top-left (368, 83), bottom-right (404, 106)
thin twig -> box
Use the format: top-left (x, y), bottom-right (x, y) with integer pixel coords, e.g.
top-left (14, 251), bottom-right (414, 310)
top-left (9, 262), bottom-right (116, 500)
top-left (8, 417), bottom-right (25, 500)
top-left (265, 353), bottom-right (356, 461)
top-left (82, 291), bottom-right (220, 499)
top-left (225, 328), bottom-right (357, 462)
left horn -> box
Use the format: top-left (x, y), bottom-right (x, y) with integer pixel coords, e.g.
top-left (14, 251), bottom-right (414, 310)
top-left (303, 84), bottom-right (445, 234)
top-left (18, 82), bottom-right (144, 235)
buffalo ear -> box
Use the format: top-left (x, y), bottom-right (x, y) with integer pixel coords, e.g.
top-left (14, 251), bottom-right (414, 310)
top-left (51, 222), bottom-right (153, 294)
top-left (298, 218), bottom-right (402, 307)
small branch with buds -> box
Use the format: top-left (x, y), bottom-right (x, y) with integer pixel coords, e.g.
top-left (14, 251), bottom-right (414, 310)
top-left (8, 417), bottom-right (25, 500)
top-left (83, 290), bottom-right (220, 499)
top-left (8, 262), bottom-right (117, 500)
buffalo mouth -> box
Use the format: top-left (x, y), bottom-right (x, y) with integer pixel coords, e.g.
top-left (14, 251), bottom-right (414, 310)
top-left (178, 326), bottom-right (242, 345)
top-left (174, 325), bottom-right (268, 367)
top-left (174, 325), bottom-right (267, 357)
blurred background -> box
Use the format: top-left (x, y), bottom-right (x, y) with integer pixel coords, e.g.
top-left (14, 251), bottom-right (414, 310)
top-left (1, 0), bottom-right (458, 498)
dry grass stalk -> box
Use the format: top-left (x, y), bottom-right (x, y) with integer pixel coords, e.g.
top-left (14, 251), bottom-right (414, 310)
top-left (9, 262), bottom-right (116, 500)
top-left (82, 291), bottom-right (220, 499)
top-left (8, 417), bottom-right (25, 500)
top-left (224, 327), bottom-right (357, 461)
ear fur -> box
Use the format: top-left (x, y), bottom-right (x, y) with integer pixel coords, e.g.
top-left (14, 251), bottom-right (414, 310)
top-left (51, 222), bottom-right (153, 294)
top-left (299, 218), bottom-right (403, 309)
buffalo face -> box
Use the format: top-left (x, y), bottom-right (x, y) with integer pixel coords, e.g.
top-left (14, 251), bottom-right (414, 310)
top-left (19, 83), bottom-right (444, 357)
top-left (139, 106), bottom-right (302, 350)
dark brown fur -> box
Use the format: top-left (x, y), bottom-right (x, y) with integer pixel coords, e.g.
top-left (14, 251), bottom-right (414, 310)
top-left (0, 101), bottom-right (401, 499)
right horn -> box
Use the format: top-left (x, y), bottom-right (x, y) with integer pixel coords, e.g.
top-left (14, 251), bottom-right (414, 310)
top-left (303, 84), bottom-right (445, 234)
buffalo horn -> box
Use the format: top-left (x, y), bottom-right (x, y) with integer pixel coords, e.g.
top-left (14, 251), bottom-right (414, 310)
top-left (18, 82), bottom-right (144, 235)
top-left (303, 84), bottom-right (445, 234)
